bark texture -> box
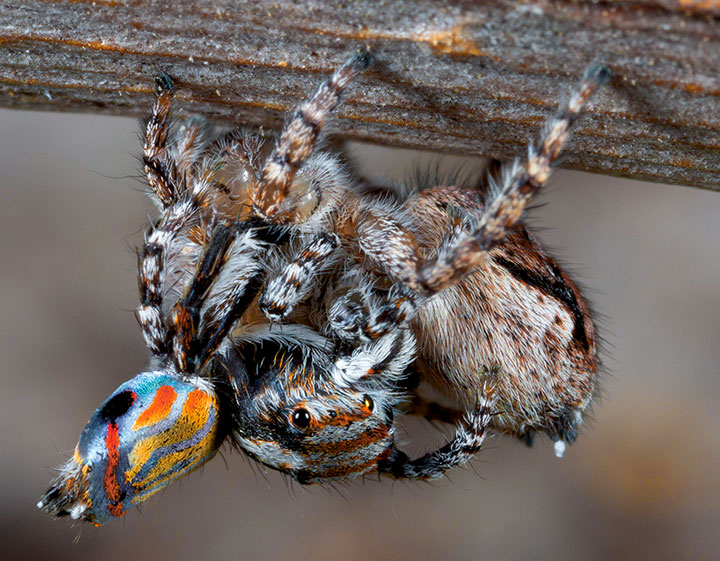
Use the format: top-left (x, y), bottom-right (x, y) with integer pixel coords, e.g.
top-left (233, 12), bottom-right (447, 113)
top-left (1, 0), bottom-right (719, 190)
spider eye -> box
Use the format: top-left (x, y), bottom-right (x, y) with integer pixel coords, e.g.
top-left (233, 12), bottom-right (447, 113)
top-left (291, 408), bottom-right (311, 429)
top-left (363, 395), bottom-right (374, 412)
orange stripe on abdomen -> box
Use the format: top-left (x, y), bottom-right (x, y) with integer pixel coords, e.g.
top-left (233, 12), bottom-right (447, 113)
top-left (125, 389), bottom-right (216, 484)
top-left (132, 385), bottom-right (177, 430)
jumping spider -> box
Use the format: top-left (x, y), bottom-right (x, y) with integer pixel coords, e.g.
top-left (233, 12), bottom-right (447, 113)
top-left (39, 51), bottom-right (607, 525)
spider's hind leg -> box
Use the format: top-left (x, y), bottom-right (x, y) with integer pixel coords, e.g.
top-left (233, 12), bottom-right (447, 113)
top-left (331, 65), bottom-right (609, 342)
top-left (377, 382), bottom-right (497, 480)
top-left (418, 65), bottom-right (609, 295)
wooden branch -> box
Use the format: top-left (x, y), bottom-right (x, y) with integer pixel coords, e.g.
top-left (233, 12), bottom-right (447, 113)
top-left (1, 0), bottom-right (719, 190)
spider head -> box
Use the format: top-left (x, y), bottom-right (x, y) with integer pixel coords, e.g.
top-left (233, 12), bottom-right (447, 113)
top-left (227, 333), bottom-right (413, 484)
top-left (38, 372), bottom-right (224, 525)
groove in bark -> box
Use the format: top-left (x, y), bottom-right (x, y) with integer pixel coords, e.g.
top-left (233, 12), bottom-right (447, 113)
top-left (0, 0), bottom-right (718, 190)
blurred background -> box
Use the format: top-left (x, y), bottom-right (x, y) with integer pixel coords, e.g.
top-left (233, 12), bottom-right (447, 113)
top-left (1, 107), bottom-right (718, 561)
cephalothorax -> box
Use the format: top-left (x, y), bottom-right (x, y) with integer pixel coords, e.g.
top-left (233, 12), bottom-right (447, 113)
top-left (39, 51), bottom-right (607, 525)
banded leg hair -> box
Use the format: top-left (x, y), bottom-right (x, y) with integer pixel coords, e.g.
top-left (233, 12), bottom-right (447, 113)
top-left (379, 382), bottom-right (497, 480)
top-left (327, 65), bottom-right (610, 342)
top-left (256, 62), bottom-right (608, 336)
top-left (259, 232), bottom-right (341, 321)
top-left (139, 216), bottom-right (268, 374)
top-left (139, 74), bottom-right (275, 374)
top-left (417, 64), bottom-right (610, 295)
top-left (226, 51), bottom-right (373, 323)
top-left (252, 50), bottom-right (373, 223)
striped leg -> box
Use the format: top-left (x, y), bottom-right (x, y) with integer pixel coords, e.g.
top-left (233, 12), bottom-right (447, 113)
top-left (259, 233), bottom-right (340, 321)
top-left (252, 51), bottom-right (372, 223)
top-left (136, 208), bottom-right (191, 357)
top-left (169, 219), bottom-right (281, 373)
top-left (143, 74), bottom-right (181, 207)
top-left (418, 65), bottom-right (610, 294)
top-left (170, 224), bottom-right (236, 373)
top-left (328, 285), bottom-right (419, 344)
top-left (377, 382), bottom-right (496, 480)
top-left (330, 65), bottom-right (610, 341)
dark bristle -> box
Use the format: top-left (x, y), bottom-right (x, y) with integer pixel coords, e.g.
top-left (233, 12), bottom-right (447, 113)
top-left (349, 49), bottom-right (373, 72)
top-left (522, 432), bottom-right (535, 447)
top-left (39, 484), bottom-right (71, 517)
top-left (154, 73), bottom-right (174, 94)
top-left (585, 64), bottom-right (611, 85)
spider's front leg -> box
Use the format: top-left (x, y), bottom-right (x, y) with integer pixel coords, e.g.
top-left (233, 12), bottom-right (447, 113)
top-left (169, 219), bottom-right (280, 373)
top-left (143, 74), bottom-right (176, 205)
top-left (143, 74), bottom-right (201, 207)
top-left (169, 223), bottom-right (237, 372)
top-left (252, 50), bottom-right (372, 224)
top-left (259, 232), bottom-right (341, 321)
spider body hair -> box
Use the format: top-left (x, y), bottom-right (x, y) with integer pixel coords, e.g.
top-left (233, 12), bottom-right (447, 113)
top-left (39, 53), bottom-right (607, 525)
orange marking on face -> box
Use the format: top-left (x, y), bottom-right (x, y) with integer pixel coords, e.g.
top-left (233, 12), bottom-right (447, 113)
top-left (309, 426), bottom-right (390, 455)
top-left (103, 423), bottom-right (124, 518)
top-left (132, 385), bottom-right (177, 430)
top-left (308, 450), bottom-right (388, 480)
top-left (299, 366), bottom-right (315, 392)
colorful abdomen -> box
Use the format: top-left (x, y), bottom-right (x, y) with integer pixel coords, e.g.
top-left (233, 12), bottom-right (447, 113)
top-left (39, 372), bottom-right (224, 525)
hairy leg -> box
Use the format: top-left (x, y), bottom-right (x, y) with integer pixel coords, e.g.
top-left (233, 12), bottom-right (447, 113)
top-left (377, 382), bottom-right (496, 480)
top-left (332, 65), bottom-right (610, 339)
top-left (259, 233), bottom-right (341, 321)
top-left (143, 74), bottom-right (181, 207)
top-left (419, 65), bottom-right (609, 293)
top-left (252, 51), bottom-right (372, 223)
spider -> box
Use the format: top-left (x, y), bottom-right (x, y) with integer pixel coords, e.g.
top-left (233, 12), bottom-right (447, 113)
top-left (39, 50), bottom-right (607, 525)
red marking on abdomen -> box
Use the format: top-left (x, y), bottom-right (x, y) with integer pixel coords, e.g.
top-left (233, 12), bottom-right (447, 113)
top-left (104, 422), bottom-right (124, 518)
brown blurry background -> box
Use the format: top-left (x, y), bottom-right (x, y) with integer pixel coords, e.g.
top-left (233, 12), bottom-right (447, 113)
top-left (1, 107), bottom-right (719, 561)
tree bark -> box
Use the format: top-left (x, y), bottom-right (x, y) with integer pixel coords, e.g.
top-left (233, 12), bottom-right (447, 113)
top-left (1, 0), bottom-right (719, 190)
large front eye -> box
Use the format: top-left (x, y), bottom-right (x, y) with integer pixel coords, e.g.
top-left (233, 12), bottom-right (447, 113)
top-left (363, 395), bottom-right (374, 412)
top-left (290, 408), bottom-right (311, 429)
